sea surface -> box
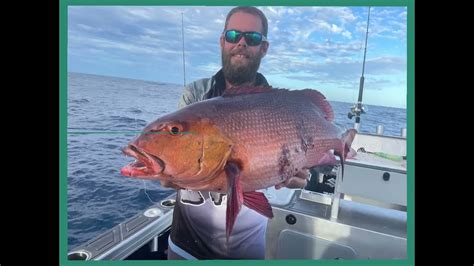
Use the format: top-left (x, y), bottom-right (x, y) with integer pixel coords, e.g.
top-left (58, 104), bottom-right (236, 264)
top-left (67, 72), bottom-right (407, 250)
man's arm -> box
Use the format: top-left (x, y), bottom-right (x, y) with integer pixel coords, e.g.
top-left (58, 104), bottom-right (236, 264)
top-left (178, 84), bottom-right (196, 109)
top-left (178, 78), bottom-right (212, 109)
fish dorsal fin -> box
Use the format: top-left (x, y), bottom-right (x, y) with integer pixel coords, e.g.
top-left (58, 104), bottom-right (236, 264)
top-left (222, 85), bottom-right (274, 97)
top-left (222, 86), bottom-right (334, 121)
top-left (301, 89), bottom-right (334, 121)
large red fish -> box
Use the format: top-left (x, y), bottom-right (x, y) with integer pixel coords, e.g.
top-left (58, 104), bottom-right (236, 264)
top-left (121, 86), bottom-right (356, 241)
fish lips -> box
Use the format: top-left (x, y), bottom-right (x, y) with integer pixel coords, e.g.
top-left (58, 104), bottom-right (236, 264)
top-left (120, 145), bottom-right (165, 178)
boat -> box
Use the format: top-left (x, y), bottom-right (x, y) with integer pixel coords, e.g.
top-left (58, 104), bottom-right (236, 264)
top-left (67, 128), bottom-right (407, 260)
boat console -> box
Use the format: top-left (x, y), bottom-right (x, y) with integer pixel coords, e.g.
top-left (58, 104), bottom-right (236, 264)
top-left (264, 132), bottom-right (407, 259)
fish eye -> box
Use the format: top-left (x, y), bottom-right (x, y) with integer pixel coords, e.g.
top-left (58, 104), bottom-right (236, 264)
top-left (170, 126), bottom-right (180, 135)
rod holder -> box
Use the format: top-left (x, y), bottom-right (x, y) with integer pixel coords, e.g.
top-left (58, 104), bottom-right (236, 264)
top-left (376, 125), bottom-right (384, 135)
top-left (149, 236), bottom-right (159, 252)
top-left (400, 128), bottom-right (407, 138)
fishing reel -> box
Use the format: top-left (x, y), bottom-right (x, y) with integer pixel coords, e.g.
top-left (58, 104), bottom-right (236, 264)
top-left (347, 104), bottom-right (367, 120)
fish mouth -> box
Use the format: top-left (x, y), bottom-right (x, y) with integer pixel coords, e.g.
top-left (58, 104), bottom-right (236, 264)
top-left (120, 144), bottom-right (165, 178)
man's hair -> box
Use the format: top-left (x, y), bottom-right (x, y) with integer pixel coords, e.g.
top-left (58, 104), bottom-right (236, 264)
top-left (224, 6), bottom-right (268, 37)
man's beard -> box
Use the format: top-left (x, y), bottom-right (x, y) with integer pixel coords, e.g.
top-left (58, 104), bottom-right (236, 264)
top-left (221, 49), bottom-right (262, 86)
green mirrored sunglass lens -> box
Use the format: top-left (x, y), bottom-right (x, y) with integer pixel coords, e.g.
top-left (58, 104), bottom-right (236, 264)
top-left (245, 33), bottom-right (262, 45)
top-left (226, 31), bottom-right (240, 42)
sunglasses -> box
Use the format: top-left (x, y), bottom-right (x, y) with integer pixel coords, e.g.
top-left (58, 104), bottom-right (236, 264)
top-left (224, 30), bottom-right (267, 46)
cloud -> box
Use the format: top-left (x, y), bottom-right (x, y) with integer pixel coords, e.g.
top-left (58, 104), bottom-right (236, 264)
top-left (365, 7), bottom-right (407, 41)
top-left (125, 8), bottom-right (157, 21)
top-left (195, 62), bottom-right (221, 73)
top-left (68, 6), bottom-right (407, 106)
top-left (261, 55), bottom-right (405, 89)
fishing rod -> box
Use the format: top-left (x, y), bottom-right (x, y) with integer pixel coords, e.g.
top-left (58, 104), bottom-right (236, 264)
top-left (181, 12), bottom-right (186, 88)
top-left (142, 12), bottom-right (187, 204)
top-left (348, 6), bottom-right (371, 131)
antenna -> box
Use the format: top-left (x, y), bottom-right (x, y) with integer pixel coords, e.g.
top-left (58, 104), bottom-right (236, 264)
top-left (181, 12), bottom-right (186, 88)
top-left (348, 6), bottom-right (371, 131)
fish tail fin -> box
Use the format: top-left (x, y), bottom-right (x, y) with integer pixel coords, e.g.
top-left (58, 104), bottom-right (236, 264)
top-left (334, 129), bottom-right (357, 181)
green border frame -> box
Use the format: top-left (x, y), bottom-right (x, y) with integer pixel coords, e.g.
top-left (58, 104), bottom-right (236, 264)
top-left (60, 1), bottom-right (414, 265)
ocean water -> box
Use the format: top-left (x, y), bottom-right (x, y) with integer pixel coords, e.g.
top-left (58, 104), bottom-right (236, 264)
top-left (67, 72), bottom-right (407, 250)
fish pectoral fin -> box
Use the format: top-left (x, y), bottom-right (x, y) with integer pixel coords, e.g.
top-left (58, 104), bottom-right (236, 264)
top-left (243, 191), bottom-right (274, 218)
top-left (225, 162), bottom-right (244, 244)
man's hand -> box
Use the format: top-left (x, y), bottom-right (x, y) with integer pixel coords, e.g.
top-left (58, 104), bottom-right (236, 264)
top-left (274, 169), bottom-right (310, 190)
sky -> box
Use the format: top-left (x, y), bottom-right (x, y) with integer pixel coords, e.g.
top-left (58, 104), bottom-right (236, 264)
top-left (68, 6), bottom-right (408, 108)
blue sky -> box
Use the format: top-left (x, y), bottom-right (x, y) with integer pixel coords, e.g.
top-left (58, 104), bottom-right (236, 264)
top-left (68, 6), bottom-right (407, 108)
